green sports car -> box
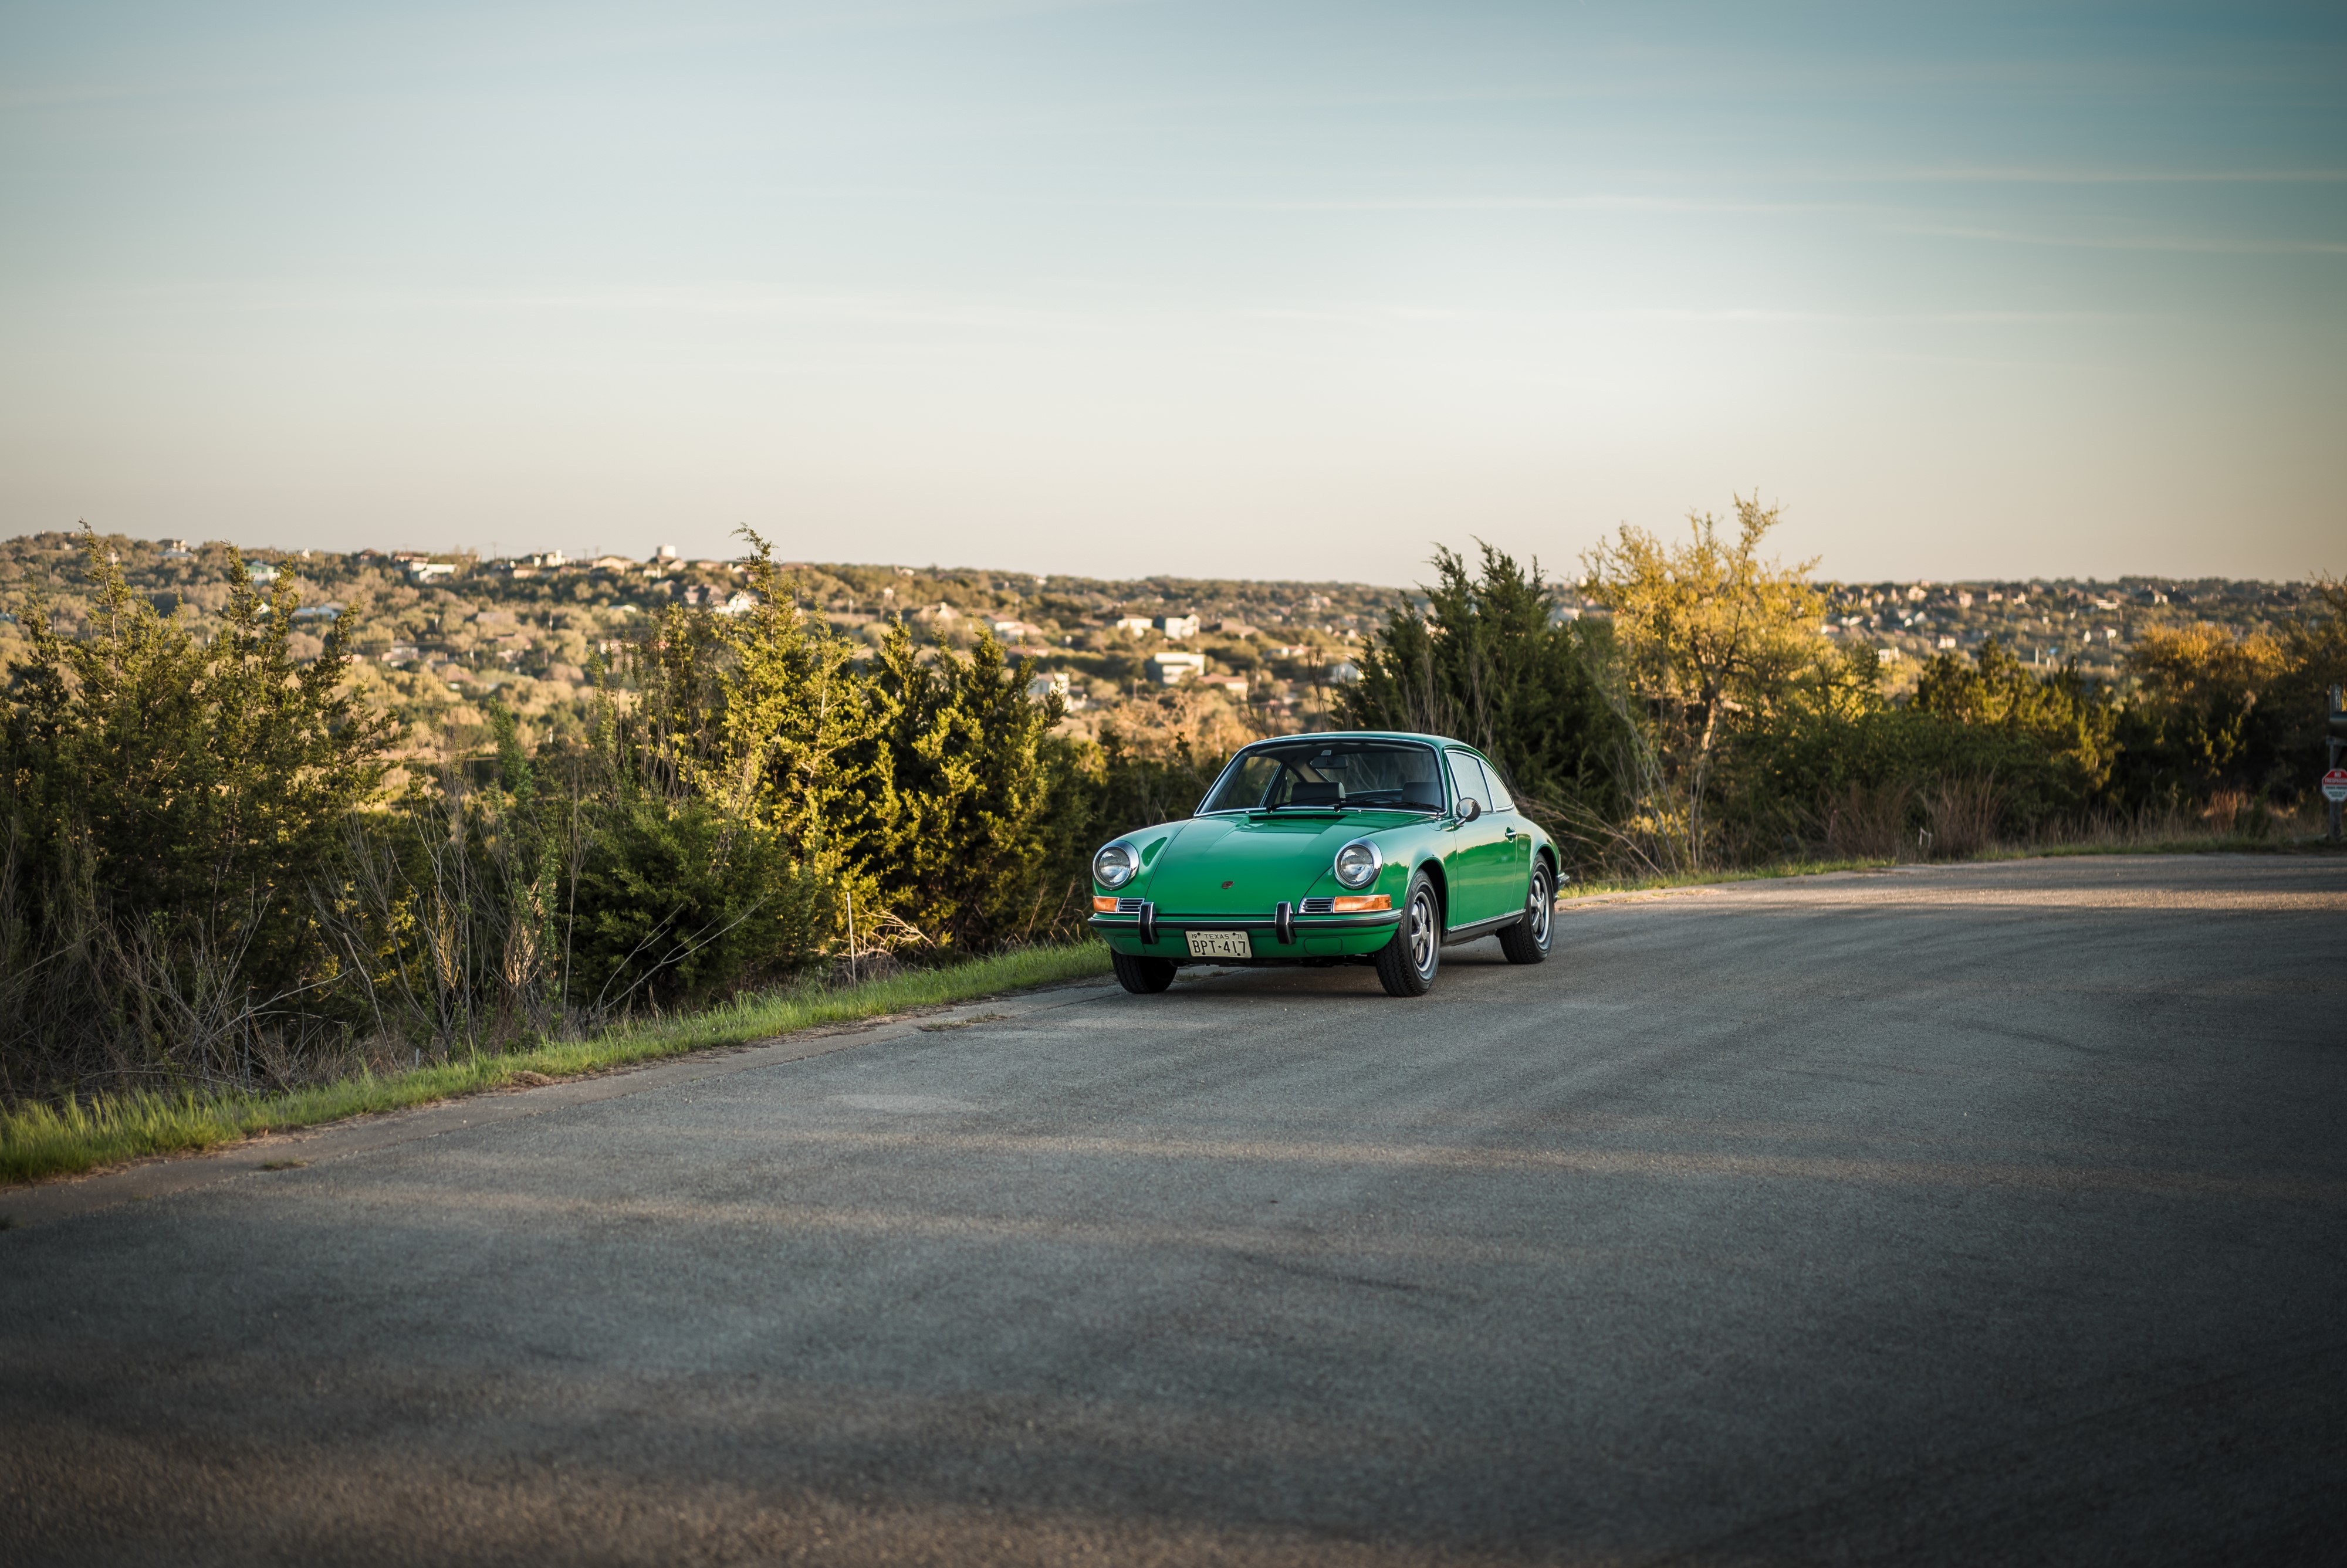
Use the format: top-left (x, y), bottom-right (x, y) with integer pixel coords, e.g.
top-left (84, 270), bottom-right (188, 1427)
top-left (1087, 730), bottom-right (1560, 997)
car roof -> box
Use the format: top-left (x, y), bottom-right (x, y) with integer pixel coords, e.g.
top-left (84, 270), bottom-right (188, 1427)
top-left (1238, 730), bottom-right (1463, 748)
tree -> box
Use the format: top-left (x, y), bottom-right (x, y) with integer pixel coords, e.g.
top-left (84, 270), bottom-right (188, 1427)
top-left (1340, 541), bottom-right (1628, 849)
top-left (1579, 495), bottom-right (1824, 863)
top-left (2, 527), bottom-right (398, 1091)
top-left (854, 622), bottom-right (1067, 950)
top-left (1914, 638), bottom-right (2119, 800)
top-left (2111, 584), bottom-right (2346, 807)
top-left (5, 528), bottom-right (397, 927)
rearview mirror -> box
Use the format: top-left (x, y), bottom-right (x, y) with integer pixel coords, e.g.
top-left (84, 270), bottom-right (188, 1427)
top-left (1457, 797), bottom-right (1482, 822)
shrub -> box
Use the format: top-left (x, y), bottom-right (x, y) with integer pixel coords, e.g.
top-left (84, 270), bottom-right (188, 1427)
top-left (1341, 542), bottom-right (1631, 864)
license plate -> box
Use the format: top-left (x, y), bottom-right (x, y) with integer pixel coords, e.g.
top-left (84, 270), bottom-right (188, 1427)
top-left (1185, 929), bottom-right (1252, 960)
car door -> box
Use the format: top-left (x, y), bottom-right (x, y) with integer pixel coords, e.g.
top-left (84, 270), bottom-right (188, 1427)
top-left (1441, 749), bottom-right (1515, 927)
top-left (1464, 749), bottom-right (1534, 916)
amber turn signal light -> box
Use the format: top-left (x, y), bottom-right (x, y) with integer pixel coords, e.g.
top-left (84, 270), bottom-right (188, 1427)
top-left (1092, 895), bottom-right (1121, 913)
top-left (1329, 894), bottom-right (1392, 913)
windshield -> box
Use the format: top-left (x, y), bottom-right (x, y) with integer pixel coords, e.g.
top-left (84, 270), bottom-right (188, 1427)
top-left (1198, 739), bottom-right (1446, 814)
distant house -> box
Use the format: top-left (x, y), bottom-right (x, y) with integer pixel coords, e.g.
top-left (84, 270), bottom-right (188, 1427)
top-left (1324, 661), bottom-right (1361, 685)
top-left (1026, 671), bottom-right (1071, 703)
top-left (1145, 652), bottom-right (1206, 686)
top-left (1154, 614), bottom-right (1200, 640)
top-left (245, 561), bottom-right (281, 585)
top-left (589, 556), bottom-right (637, 571)
top-left (1200, 675), bottom-right (1248, 697)
top-left (1269, 644), bottom-right (1310, 658)
top-left (1112, 615), bottom-right (1154, 636)
top-left (715, 592), bottom-right (759, 617)
top-left (293, 603), bottom-right (343, 622)
top-left (405, 560), bottom-right (455, 582)
top-left (1214, 619), bottom-right (1258, 636)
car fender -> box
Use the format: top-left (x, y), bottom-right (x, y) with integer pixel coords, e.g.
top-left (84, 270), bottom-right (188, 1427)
top-left (1413, 856), bottom-right (1448, 923)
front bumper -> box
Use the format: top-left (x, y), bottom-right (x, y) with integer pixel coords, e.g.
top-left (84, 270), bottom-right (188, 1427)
top-left (1087, 903), bottom-right (1402, 960)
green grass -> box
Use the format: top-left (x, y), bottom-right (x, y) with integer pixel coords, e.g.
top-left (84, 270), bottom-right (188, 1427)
top-left (1565, 834), bottom-right (2341, 900)
top-left (0, 942), bottom-right (1112, 1188)
top-left (1561, 856), bottom-right (1894, 899)
top-left (2013, 835), bottom-right (2343, 860)
top-left (1568, 831), bottom-right (2338, 906)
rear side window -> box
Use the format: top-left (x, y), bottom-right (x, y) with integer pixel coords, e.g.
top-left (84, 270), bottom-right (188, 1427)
top-left (1472, 754), bottom-right (1514, 811)
top-left (1445, 751), bottom-right (1490, 811)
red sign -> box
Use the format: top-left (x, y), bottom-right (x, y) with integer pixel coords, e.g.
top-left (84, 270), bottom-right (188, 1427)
top-left (2325, 768), bottom-right (2347, 803)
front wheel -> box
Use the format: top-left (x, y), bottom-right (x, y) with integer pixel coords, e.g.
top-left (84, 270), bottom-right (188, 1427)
top-left (1498, 860), bottom-right (1555, 965)
top-left (1374, 872), bottom-right (1442, 997)
top-left (1111, 950), bottom-right (1178, 994)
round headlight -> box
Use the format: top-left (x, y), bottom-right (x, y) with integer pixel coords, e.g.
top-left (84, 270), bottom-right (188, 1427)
top-left (1093, 841), bottom-right (1139, 889)
top-left (1333, 838), bottom-right (1381, 890)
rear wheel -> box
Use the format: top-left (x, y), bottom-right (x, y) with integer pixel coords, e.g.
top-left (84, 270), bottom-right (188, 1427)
top-left (1374, 872), bottom-right (1442, 997)
top-left (1111, 950), bottom-right (1178, 994)
top-left (1498, 859), bottom-right (1554, 965)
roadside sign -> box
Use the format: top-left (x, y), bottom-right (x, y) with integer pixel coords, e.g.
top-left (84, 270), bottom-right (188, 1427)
top-left (2325, 768), bottom-right (2347, 803)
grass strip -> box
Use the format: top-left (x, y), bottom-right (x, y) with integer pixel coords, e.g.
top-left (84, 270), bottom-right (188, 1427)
top-left (1561, 856), bottom-right (1896, 899)
top-left (1565, 835), bottom-right (2340, 901)
top-left (2000, 835), bottom-right (2342, 860)
top-left (0, 942), bottom-right (1111, 1188)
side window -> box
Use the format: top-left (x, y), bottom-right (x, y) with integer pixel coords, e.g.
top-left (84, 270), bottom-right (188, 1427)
top-left (1445, 751), bottom-right (1489, 811)
top-left (1472, 753), bottom-right (1514, 812)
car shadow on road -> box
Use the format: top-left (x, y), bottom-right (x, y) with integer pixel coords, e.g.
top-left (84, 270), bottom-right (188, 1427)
top-left (1148, 938), bottom-right (1520, 1000)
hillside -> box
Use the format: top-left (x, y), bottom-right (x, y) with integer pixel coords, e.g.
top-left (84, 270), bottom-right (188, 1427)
top-left (0, 530), bottom-right (2326, 750)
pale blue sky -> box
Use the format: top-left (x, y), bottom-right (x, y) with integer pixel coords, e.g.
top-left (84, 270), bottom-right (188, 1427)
top-left (2, 2), bottom-right (2341, 581)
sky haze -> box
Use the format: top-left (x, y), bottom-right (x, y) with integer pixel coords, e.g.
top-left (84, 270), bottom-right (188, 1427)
top-left (2, 1), bottom-right (2341, 584)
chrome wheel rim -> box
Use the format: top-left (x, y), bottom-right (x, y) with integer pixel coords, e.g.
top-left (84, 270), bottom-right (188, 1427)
top-left (1408, 888), bottom-right (1438, 976)
top-left (1528, 869), bottom-right (1552, 947)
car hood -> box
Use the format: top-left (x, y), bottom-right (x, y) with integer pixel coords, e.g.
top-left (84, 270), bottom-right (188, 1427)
top-left (1140, 811), bottom-right (1418, 910)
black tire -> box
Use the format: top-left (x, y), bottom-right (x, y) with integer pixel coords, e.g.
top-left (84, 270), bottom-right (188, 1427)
top-left (1111, 950), bottom-right (1178, 994)
top-left (1374, 871), bottom-right (1442, 997)
top-left (1498, 858), bottom-right (1555, 965)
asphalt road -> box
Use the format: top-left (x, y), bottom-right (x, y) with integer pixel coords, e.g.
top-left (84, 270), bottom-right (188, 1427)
top-left (5, 855), bottom-right (2345, 1567)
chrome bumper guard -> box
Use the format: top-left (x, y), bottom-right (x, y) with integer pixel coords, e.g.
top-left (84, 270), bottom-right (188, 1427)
top-left (1086, 900), bottom-right (1404, 940)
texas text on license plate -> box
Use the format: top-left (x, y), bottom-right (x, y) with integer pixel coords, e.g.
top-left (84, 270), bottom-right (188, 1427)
top-left (1184, 929), bottom-right (1252, 960)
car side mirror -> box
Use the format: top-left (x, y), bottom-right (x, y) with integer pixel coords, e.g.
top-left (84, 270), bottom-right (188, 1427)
top-left (1457, 797), bottom-right (1482, 822)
